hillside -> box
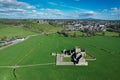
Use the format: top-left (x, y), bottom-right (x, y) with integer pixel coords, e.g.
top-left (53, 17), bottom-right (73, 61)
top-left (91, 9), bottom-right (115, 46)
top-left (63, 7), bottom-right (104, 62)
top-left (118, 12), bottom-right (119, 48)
top-left (0, 24), bottom-right (36, 39)
top-left (24, 23), bottom-right (62, 33)
top-left (0, 23), bottom-right (62, 41)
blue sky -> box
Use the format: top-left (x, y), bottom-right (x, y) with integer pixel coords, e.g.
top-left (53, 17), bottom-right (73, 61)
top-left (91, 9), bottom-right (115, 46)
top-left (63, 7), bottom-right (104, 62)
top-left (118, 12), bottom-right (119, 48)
top-left (0, 0), bottom-right (120, 20)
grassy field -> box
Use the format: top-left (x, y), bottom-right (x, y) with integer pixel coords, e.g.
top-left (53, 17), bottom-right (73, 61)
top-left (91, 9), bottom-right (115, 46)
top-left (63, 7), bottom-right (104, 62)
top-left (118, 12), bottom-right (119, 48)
top-left (68, 31), bottom-right (119, 37)
top-left (0, 33), bottom-right (120, 80)
top-left (97, 31), bottom-right (119, 36)
top-left (0, 23), bottom-right (62, 40)
top-left (0, 24), bottom-right (36, 39)
top-left (63, 57), bottom-right (71, 62)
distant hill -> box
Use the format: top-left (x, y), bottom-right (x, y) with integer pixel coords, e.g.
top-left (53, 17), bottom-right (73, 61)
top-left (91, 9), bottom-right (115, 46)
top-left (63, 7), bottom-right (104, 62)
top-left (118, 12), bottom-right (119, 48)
top-left (80, 18), bottom-right (103, 20)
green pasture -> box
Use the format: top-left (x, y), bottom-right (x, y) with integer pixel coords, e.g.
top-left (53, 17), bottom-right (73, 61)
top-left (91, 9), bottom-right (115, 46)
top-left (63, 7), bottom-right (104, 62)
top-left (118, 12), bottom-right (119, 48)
top-left (0, 33), bottom-right (120, 80)
top-left (97, 31), bottom-right (118, 36)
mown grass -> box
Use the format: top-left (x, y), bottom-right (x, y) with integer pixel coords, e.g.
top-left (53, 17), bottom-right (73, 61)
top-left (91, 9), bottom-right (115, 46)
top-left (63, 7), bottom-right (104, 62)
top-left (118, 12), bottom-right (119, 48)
top-left (0, 33), bottom-right (120, 80)
top-left (63, 57), bottom-right (71, 62)
top-left (0, 69), bottom-right (15, 80)
top-left (85, 53), bottom-right (94, 59)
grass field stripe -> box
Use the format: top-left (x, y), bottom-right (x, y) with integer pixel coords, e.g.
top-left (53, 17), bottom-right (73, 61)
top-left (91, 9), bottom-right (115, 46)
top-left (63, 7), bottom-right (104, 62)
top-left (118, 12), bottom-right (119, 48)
top-left (18, 63), bottom-right (55, 68)
top-left (15, 48), bottom-right (34, 65)
top-left (0, 66), bottom-right (14, 68)
top-left (0, 63), bottom-right (55, 68)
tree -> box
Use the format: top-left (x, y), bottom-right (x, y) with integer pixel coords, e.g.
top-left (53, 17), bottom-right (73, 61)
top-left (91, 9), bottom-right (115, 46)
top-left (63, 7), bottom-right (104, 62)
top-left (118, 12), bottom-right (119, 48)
top-left (102, 29), bottom-right (106, 36)
top-left (73, 32), bottom-right (77, 37)
top-left (84, 28), bottom-right (89, 37)
top-left (102, 31), bottom-right (105, 36)
top-left (118, 32), bottom-right (120, 37)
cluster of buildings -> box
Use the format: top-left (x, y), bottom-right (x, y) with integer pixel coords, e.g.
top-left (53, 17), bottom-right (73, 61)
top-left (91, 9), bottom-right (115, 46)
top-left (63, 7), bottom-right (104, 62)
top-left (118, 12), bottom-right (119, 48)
top-left (63, 47), bottom-right (88, 65)
top-left (37, 20), bottom-right (49, 24)
top-left (65, 21), bottom-right (106, 32)
top-left (36, 19), bottom-right (120, 32)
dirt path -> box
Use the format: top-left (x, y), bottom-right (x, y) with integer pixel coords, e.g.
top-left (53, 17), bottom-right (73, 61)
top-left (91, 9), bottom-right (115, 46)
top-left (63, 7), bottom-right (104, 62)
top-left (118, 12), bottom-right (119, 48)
top-left (0, 65), bottom-right (19, 68)
top-left (19, 63), bottom-right (55, 68)
top-left (0, 63), bottom-right (55, 69)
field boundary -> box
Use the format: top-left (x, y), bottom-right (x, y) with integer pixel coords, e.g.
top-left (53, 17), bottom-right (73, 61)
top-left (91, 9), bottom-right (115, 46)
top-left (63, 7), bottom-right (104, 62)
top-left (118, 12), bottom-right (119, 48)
top-left (19, 63), bottom-right (55, 68)
top-left (0, 34), bottom-right (40, 50)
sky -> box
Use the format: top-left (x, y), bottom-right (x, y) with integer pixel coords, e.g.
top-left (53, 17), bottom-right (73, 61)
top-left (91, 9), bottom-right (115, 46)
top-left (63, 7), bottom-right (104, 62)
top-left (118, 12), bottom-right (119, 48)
top-left (0, 0), bottom-right (120, 20)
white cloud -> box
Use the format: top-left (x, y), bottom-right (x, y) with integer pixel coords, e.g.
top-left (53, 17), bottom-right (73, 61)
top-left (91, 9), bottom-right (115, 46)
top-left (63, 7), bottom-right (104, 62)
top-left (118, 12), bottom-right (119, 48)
top-left (48, 2), bottom-right (57, 5)
top-left (0, 8), bottom-right (26, 13)
top-left (0, 0), bottom-right (100, 20)
top-left (32, 10), bottom-right (37, 13)
top-left (111, 7), bottom-right (120, 12)
top-left (0, 0), bottom-right (35, 9)
top-left (0, 7), bottom-right (98, 19)
top-left (99, 7), bottom-right (120, 20)
top-left (40, 8), bottom-right (63, 16)
top-left (102, 7), bottom-right (120, 12)
top-left (0, 8), bottom-right (63, 19)
top-left (102, 9), bottom-right (108, 12)
top-left (68, 11), bottom-right (97, 18)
